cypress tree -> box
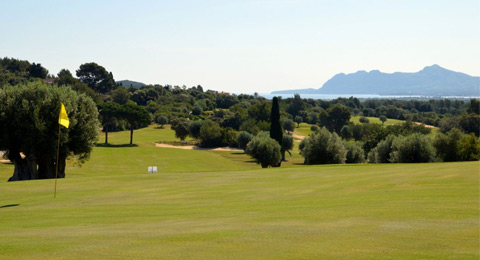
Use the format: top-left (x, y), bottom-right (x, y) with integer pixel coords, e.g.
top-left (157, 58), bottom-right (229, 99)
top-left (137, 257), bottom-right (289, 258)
top-left (270, 97), bottom-right (283, 165)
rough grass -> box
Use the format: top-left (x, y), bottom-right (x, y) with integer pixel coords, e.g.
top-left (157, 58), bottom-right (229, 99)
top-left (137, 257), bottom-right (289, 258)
top-left (0, 125), bottom-right (478, 259)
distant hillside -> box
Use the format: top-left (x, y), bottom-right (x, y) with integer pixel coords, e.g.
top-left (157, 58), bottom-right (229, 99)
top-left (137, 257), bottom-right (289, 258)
top-left (272, 65), bottom-right (480, 96)
top-left (116, 80), bottom-right (146, 89)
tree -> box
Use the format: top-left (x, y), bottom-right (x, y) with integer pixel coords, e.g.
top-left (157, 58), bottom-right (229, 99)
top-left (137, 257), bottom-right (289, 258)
top-left (192, 103), bottom-right (203, 116)
top-left (368, 135), bottom-right (396, 163)
top-left (56, 69), bottom-right (76, 86)
top-left (340, 125), bottom-right (353, 140)
top-left (283, 119), bottom-right (295, 133)
top-left (379, 115), bottom-right (387, 125)
top-left (319, 104), bottom-right (351, 133)
top-left (287, 94), bottom-right (304, 118)
top-left (248, 101), bottom-right (271, 122)
top-left (111, 86), bottom-right (130, 104)
top-left (120, 102), bottom-right (151, 144)
top-left (459, 113), bottom-right (480, 136)
top-left (199, 120), bottom-right (223, 147)
top-left (216, 94), bottom-right (239, 109)
top-left (281, 134), bottom-right (294, 161)
top-left (467, 99), bottom-right (480, 114)
top-left (76, 62), bottom-right (115, 94)
top-left (458, 133), bottom-right (480, 161)
top-left (0, 82), bottom-right (99, 181)
top-left (294, 115), bottom-right (303, 127)
top-left (390, 134), bottom-right (436, 163)
top-left (98, 102), bottom-right (121, 144)
top-left (299, 127), bottom-right (346, 164)
top-left (188, 120), bottom-right (203, 139)
top-left (434, 128), bottom-right (463, 162)
top-left (246, 132), bottom-right (282, 168)
top-left (237, 131), bottom-right (253, 152)
top-left (359, 117), bottom-right (369, 124)
top-left (56, 69), bottom-right (100, 102)
top-left (239, 119), bottom-right (261, 135)
top-left (344, 141), bottom-right (366, 163)
top-left (28, 63), bottom-right (48, 79)
top-left (130, 89), bottom-right (148, 105)
top-left (171, 118), bottom-right (190, 141)
top-left (154, 114), bottom-right (168, 128)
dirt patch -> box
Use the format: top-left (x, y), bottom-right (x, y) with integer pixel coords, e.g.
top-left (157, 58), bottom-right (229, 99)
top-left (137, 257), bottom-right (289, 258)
top-left (155, 143), bottom-right (242, 151)
top-left (292, 133), bottom-right (306, 140)
top-left (414, 122), bottom-right (436, 128)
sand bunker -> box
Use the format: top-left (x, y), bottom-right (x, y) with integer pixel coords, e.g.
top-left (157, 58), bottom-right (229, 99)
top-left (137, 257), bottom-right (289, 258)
top-left (155, 143), bottom-right (242, 151)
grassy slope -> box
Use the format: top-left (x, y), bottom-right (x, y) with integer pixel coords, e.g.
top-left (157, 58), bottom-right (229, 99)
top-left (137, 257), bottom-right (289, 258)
top-left (295, 117), bottom-right (404, 137)
top-left (294, 123), bottom-right (314, 136)
top-left (0, 126), bottom-right (478, 259)
top-left (350, 116), bottom-right (404, 126)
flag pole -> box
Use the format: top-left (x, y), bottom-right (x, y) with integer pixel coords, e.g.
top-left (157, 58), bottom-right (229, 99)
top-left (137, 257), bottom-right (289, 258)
top-left (54, 124), bottom-right (61, 198)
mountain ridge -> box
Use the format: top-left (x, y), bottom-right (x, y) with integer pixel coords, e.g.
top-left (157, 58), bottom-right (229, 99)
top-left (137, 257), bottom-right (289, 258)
top-left (116, 79), bottom-right (146, 89)
top-left (272, 65), bottom-right (480, 96)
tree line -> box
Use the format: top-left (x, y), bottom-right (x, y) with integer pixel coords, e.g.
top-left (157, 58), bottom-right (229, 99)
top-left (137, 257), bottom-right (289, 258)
top-left (1, 57), bottom-right (479, 179)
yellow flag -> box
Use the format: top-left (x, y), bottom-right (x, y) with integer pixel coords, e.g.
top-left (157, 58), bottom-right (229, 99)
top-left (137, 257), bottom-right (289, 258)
top-left (58, 103), bottom-right (69, 128)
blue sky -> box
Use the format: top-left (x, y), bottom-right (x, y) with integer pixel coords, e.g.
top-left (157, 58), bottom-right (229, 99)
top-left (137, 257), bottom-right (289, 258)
top-left (1, 0), bottom-right (479, 93)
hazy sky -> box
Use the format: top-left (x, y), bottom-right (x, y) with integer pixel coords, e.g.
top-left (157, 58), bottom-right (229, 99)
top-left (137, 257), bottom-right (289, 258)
top-left (1, 0), bottom-right (479, 94)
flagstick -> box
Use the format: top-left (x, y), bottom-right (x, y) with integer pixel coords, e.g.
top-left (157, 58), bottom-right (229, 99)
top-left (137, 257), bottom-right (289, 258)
top-left (54, 124), bottom-right (61, 198)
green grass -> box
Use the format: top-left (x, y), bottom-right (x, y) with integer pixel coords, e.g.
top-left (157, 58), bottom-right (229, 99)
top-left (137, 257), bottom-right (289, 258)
top-left (0, 126), bottom-right (478, 259)
top-left (295, 117), bottom-right (404, 137)
top-left (351, 116), bottom-right (404, 126)
top-left (294, 123), bottom-right (314, 136)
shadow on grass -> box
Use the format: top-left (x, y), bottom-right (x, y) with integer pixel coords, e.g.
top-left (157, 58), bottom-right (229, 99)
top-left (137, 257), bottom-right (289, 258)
top-left (96, 143), bottom-right (138, 148)
top-left (154, 126), bottom-right (166, 129)
top-left (0, 204), bottom-right (20, 208)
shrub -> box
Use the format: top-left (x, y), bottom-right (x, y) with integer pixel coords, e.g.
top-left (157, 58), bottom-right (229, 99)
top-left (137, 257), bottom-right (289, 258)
top-left (199, 120), bottom-right (223, 147)
top-left (310, 125), bottom-right (320, 132)
top-left (257, 120), bottom-right (271, 132)
top-left (379, 115), bottom-right (387, 125)
top-left (368, 135), bottom-right (396, 163)
top-left (458, 133), bottom-right (480, 161)
top-left (192, 104), bottom-right (203, 116)
top-left (221, 128), bottom-right (238, 147)
top-left (344, 141), bottom-right (365, 163)
top-left (237, 131), bottom-right (253, 151)
top-left (367, 148), bottom-right (377, 163)
top-left (390, 134), bottom-right (436, 163)
top-left (170, 118), bottom-right (190, 141)
top-left (154, 114), bottom-right (168, 128)
top-left (434, 128), bottom-right (463, 162)
top-left (359, 117), bottom-right (369, 124)
top-left (340, 125), bottom-right (352, 139)
top-left (246, 132), bottom-right (282, 168)
top-left (299, 127), bottom-right (346, 164)
top-left (459, 113), bottom-right (480, 136)
top-left (239, 119), bottom-right (260, 135)
top-left (188, 120), bottom-right (203, 139)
